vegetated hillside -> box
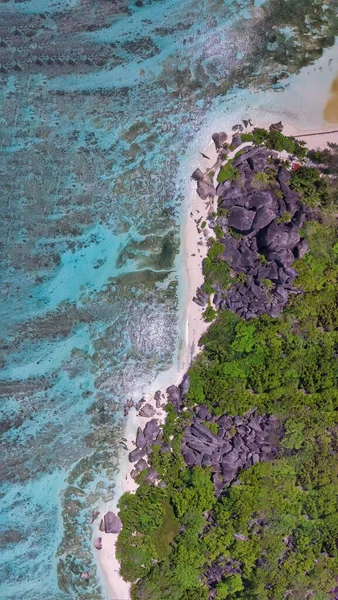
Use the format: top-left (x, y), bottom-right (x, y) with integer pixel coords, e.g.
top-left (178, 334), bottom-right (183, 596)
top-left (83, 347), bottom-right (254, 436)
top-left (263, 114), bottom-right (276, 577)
top-left (116, 136), bottom-right (338, 600)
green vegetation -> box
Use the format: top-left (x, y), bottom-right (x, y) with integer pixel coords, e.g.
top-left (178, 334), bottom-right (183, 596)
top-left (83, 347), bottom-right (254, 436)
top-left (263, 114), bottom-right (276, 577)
top-left (117, 143), bottom-right (338, 600)
top-left (240, 133), bottom-right (254, 142)
top-left (203, 305), bottom-right (217, 323)
top-left (201, 220), bottom-right (207, 229)
top-left (252, 170), bottom-right (274, 189)
top-left (217, 159), bottom-right (238, 183)
top-left (251, 127), bottom-right (307, 158)
top-left (290, 165), bottom-right (333, 208)
top-left (214, 224), bottom-right (224, 239)
top-left (202, 239), bottom-right (231, 297)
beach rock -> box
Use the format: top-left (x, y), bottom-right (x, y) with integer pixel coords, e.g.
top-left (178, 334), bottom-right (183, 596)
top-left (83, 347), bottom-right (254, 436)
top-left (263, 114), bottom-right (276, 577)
top-left (193, 296), bottom-right (206, 307)
top-left (103, 512), bottom-right (122, 534)
top-left (269, 121), bottom-right (283, 132)
top-left (191, 168), bottom-right (205, 181)
top-left (129, 447), bottom-right (147, 463)
top-left (179, 374), bottom-right (190, 398)
top-left (228, 206), bottom-right (255, 232)
top-left (135, 458), bottom-right (148, 472)
top-left (166, 385), bottom-right (181, 412)
top-left (232, 134), bottom-right (242, 148)
top-left (139, 403), bottom-right (156, 418)
top-left (212, 131), bottom-right (228, 150)
top-left (136, 427), bottom-right (146, 448)
top-left (99, 519), bottom-right (105, 532)
top-left (144, 419), bottom-right (160, 439)
top-left (91, 510), bottom-right (100, 523)
top-left (94, 537), bottom-right (102, 550)
top-left (197, 180), bottom-right (216, 200)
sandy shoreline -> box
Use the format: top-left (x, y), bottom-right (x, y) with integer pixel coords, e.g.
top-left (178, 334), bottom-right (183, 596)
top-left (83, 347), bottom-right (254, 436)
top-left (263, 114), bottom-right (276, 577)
top-left (94, 119), bottom-right (337, 600)
top-left (95, 140), bottom-right (218, 600)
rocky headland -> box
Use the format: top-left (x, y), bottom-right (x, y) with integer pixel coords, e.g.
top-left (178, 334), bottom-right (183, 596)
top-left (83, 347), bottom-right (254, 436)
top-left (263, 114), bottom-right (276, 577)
top-left (101, 124), bottom-right (338, 600)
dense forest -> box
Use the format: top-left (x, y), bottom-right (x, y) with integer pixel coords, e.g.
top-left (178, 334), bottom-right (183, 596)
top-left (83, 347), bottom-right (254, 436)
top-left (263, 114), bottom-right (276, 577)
top-left (116, 134), bottom-right (338, 600)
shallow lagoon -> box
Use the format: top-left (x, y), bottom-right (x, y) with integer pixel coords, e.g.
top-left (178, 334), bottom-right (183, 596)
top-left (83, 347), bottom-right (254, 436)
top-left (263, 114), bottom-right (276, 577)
top-left (0, 1), bottom-right (337, 598)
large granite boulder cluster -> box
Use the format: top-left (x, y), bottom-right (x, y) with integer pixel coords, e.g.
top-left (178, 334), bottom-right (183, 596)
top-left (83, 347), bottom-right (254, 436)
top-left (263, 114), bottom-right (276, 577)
top-left (207, 144), bottom-right (309, 318)
top-left (182, 405), bottom-right (278, 495)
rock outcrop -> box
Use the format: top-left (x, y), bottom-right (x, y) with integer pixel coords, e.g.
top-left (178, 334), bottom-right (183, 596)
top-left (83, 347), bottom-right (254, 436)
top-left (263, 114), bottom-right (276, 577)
top-left (102, 512), bottom-right (123, 534)
top-left (139, 403), bottom-right (156, 418)
top-left (182, 406), bottom-right (278, 494)
top-left (199, 146), bottom-right (309, 319)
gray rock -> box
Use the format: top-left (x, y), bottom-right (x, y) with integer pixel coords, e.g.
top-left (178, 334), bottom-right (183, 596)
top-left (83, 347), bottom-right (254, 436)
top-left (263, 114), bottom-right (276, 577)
top-left (145, 468), bottom-right (158, 484)
top-left (104, 512), bottom-right (122, 534)
top-left (228, 206), bottom-right (255, 232)
top-left (197, 180), bottom-right (216, 199)
top-left (166, 385), bottom-right (181, 412)
top-left (183, 447), bottom-right (197, 466)
top-left (266, 249), bottom-right (295, 268)
top-left (94, 537), bottom-right (102, 550)
top-left (161, 442), bottom-right (171, 453)
top-left (233, 147), bottom-right (264, 167)
top-left (269, 121), bottom-right (283, 132)
top-left (191, 168), bottom-right (205, 181)
top-left (179, 374), bottom-right (190, 397)
top-left (253, 206), bottom-right (276, 230)
top-left (91, 510), bottom-right (100, 523)
top-left (246, 190), bottom-right (274, 210)
top-left (144, 419), bottom-right (160, 439)
top-left (213, 293), bottom-right (223, 306)
top-left (293, 238), bottom-right (309, 259)
top-left (186, 437), bottom-right (213, 456)
top-left (129, 447), bottom-right (147, 463)
top-left (232, 134), bottom-right (242, 148)
top-left (135, 458), bottom-right (148, 472)
top-left (136, 427), bottom-right (146, 449)
top-left (196, 405), bottom-right (210, 419)
top-left (139, 403), bottom-right (156, 418)
top-left (191, 422), bottom-right (219, 444)
top-left (212, 131), bottom-right (228, 150)
top-left (193, 296), bottom-right (206, 307)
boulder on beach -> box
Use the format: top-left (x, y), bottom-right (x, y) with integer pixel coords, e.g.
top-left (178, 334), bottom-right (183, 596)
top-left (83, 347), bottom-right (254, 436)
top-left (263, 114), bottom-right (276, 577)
top-left (91, 510), bottom-right (100, 523)
top-left (103, 511), bottom-right (123, 534)
top-left (212, 131), bottom-right (228, 150)
top-left (197, 180), bottom-right (216, 200)
top-left (94, 537), bottom-right (102, 550)
top-left (191, 168), bottom-right (205, 181)
top-left (139, 403), bottom-right (156, 418)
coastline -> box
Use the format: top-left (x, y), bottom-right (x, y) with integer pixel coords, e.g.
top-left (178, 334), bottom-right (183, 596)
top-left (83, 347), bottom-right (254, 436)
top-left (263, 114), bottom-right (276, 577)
top-left (95, 120), bottom-right (337, 600)
top-left (95, 140), bottom-right (218, 600)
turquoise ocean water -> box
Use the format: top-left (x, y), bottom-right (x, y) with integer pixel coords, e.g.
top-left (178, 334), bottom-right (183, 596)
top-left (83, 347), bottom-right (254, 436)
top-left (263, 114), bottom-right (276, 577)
top-left (0, 1), bottom-right (337, 598)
